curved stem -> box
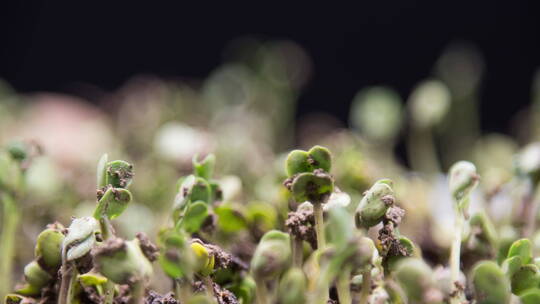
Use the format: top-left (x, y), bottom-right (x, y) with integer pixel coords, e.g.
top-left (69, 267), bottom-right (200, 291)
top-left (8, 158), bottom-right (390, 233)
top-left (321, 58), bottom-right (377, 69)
top-left (0, 193), bottom-right (19, 299)
top-left (336, 267), bottom-right (352, 304)
top-left (313, 203), bottom-right (325, 249)
top-left (255, 279), bottom-right (269, 304)
top-left (359, 269), bottom-right (371, 304)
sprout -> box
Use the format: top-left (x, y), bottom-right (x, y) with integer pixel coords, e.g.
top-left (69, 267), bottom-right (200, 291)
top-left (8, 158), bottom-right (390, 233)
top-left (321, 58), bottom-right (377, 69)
top-left (471, 261), bottom-right (510, 304)
top-left (63, 217), bottom-right (99, 262)
top-left (278, 268), bottom-right (307, 304)
top-left (394, 258), bottom-right (435, 303)
top-left (448, 160), bottom-right (479, 303)
top-left (408, 80), bottom-right (451, 129)
top-left (190, 242), bottom-right (215, 277)
top-left (349, 87), bottom-right (403, 142)
top-left (285, 146), bottom-right (332, 177)
top-left (93, 237), bottom-right (153, 285)
top-left (251, 230), bottom-right (291, 304)
top-left (34, 224), bottom-right (64, 272)
top-left (355, 179), bottom-right (395, 228)
top-left (449, 161), bottom-right (479, 204)
top-left (285, 146), bottom-right (334, 251)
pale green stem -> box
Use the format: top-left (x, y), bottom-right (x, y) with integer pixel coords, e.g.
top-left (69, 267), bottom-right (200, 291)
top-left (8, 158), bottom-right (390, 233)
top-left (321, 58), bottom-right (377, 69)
top-left (129, 281), bottom-right (144, 304)
top-left (336, 266), bottom-right (352, 304)
top-left (359, 269), bottom-right (371, 304)
top-left (313, 203), bottom-right (325, 249)
top-left (0, 193), bottom-right (19, 299)
top-left (292, 236), bottom-right (303, 268)
top-left (313, 202), bottom-right (329, 304)
top-left (255, 279), bottom-right (269, 304)
top-left (99, 215), bottom-right (115, 304)
top-left (407, 127), bottom-right (440, 175)
top-left (450, 204), bottom-right (464, 304)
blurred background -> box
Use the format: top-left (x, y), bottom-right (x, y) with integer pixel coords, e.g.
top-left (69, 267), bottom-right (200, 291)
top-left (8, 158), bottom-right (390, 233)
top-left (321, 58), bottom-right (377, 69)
top-left (2, 0), bottom-right (540, 297)
top-left (2, 1), bottom-right (540, 138)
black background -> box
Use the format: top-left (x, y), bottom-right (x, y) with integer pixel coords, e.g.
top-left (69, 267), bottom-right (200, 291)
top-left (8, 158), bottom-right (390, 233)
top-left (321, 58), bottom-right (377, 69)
top-left (2, 1), bottom-right (540, 134)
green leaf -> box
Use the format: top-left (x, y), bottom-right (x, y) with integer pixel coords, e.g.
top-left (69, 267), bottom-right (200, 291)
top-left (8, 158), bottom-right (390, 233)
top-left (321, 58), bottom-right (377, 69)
top-left (158, 229), bottom-right (192, 279)
top-left (14, 284), bottom-right (40, 297)
top-left (508, 239), bottom-right (533, 265)
top-left (34, 228), bottom-right (64, 271)
top-left (23, 260), bottom-right (51, 289)
top-left (4, 294), bottom-right (26, 304)
top-left (326, 206), bottom-right (354, 250)
top-left (63, 217), bottom-right (99, 262)
top-left (105, 160), bottom-right (133, 188)
top-left (286, 150), bottom-right (310, 176)
top-left (96, 153), bottom-right (108, 189)
top-left (278, 268), bottom-right (307, 304)
top-left (175, 175), bottom-right (212, 210)
top-left (291, 172), bottom-right (334, 204)
top-left (178, 201), bottom-right (209, 233)
top-left (78, 272), bottom-right (108, 287)
top-left (520, 288), bottom-right (540, 304)
top-left (93, 188), bottom-right (132, 220)
top-left (471, 261), bottom-right (510, 304)
top-left (67, 233), bottom-right (97, 262)
top-left (215, 204), bottom-right (247, 233)
top-left (511, 264), bottom-right (540, 295)
top-left (193, 154), bottom-right (215, 180)
top-left (245, 201), bottom-right (277, 232)
top-left (385, 236), bottom-right (419, 271)
top-left (208, 181), bottom-right (223, 203)
top-left (190, 178), bottom-right (212, 204)
top-left (285, 146), bottom-right (332, 177)
top-left (260, 230), bottom-right (290, 243)
top-left (307, 145), bottom-right (332, 173)
top-left (394, 258), bottom-right (433, 303)
top-left (502, 256), bottom-right (523, 277)
top-left (355, 179), bottom-right (394, 228)
top-left (190, 242), bottom-right (215, 276)
top-left (251, 230), bottom-right (291, 280)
